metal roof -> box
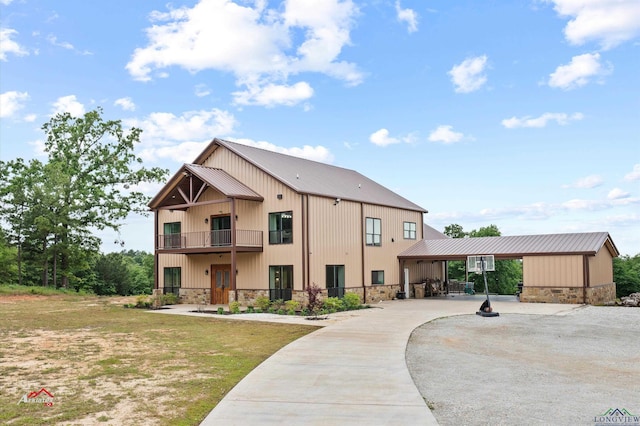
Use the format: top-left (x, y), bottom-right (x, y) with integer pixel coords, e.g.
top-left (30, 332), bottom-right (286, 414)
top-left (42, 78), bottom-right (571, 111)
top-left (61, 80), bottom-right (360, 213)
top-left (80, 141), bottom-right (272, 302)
top-left (399, 232), bottom-right (619, 260)
top-left (148, 164), bottom-right (263, 209)
top-left (194, 138), bottom-right (427, 212)
top-left (424, 223), bottom-right (449, 240)
top-left (185, 164), bottom-right (263, 200)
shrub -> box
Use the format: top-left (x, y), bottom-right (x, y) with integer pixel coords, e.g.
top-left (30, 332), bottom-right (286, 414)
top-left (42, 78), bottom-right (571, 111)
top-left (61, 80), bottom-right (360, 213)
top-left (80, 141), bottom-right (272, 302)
top-left (306, 283), bottom-right (323, 316)
top-left (284, 300), bottom-right (300, 315)
top-left (229, 301), bottom-right (241, 314)
top-left (246, 306), bottom-right (255, 313)
top-left (135, 295), bottom-right (152, 309)
top-left (161, 293), bottom-right (179, 306)
top-left (323, 297), bottom-right (343, 313)
top-left (343, 292), bottom-right (362, 310)
top-left (217, 307), bottom-right (224, 315)
top-left (255, 296), bottom-right (271, 312)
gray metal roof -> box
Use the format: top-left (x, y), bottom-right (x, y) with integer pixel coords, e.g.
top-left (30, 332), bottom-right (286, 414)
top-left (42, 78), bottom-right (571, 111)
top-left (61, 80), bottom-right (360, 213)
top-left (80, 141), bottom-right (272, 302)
top-left (399, 232), bottom-right (619, 260)
top-left (148, 164), bottom-right (263, 209)
top-left (185, 164), bottom-right (263, 201)
top-left (195, 138), bottom-right (427, 212)
top-left (424, 223), bottom-right (449, 240)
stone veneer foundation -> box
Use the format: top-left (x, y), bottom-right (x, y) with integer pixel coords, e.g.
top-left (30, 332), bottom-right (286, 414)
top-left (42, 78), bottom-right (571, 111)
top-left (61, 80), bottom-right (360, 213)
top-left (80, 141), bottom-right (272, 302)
top-left (175, 285), bottom-right (405, 306)
top-left (520, 282), bottom-right (615, 305)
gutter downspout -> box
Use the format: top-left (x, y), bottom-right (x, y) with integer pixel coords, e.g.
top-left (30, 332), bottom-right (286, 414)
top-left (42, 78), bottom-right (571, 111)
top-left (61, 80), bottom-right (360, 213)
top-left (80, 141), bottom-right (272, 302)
top-left (301, 194), bottom-right (307, 290)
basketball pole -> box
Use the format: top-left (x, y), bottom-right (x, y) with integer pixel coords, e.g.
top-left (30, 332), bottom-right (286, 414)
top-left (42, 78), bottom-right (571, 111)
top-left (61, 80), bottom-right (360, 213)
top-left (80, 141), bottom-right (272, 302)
top-left (477, 255), bottom-right (499, 317)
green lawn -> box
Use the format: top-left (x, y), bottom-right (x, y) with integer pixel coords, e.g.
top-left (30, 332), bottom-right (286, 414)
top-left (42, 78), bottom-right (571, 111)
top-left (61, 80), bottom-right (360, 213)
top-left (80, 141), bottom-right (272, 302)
top-left (0, 289), bottom-right (317, 425)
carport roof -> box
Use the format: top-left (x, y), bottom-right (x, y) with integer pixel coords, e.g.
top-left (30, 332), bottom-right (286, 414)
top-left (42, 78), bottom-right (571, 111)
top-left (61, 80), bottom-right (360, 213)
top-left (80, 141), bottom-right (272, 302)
top-left (399, 232), bottom-right (619, 260)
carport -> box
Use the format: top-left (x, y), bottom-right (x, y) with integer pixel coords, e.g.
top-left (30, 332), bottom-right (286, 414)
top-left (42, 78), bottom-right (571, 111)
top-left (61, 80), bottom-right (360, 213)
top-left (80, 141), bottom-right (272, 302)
top-left (398, 231), bottom-right (619, 305)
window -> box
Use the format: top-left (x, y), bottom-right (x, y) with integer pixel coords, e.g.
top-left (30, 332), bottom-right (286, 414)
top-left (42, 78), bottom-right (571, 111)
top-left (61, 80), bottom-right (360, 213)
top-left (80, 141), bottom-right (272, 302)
top-left (269, 211), bottom-right (293, 244)
top-left (404, 222), bottom-right (417, 240)
top-left (372, 270), bottom-right (384, 285)
top-left (269, 265), bottom-right (293, 301)
top-left (365, 217), bottom-right (381, 246)
top-left (163, 222), bottom-right (181, 248)
top-left (326, 265), bottom-right (345, 298)
top-left (163, 267), bottom-right (181, 296)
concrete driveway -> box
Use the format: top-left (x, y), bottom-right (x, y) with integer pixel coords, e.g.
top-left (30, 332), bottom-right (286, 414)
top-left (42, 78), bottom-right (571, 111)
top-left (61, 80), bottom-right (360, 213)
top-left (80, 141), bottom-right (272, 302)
top-left (189, 296), bottom-right (597, 425)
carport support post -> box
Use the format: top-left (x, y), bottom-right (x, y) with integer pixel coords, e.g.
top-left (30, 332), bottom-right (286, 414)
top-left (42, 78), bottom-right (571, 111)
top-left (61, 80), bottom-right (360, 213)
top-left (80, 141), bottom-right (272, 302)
top-left (476, 256), bottom-right (499, 317)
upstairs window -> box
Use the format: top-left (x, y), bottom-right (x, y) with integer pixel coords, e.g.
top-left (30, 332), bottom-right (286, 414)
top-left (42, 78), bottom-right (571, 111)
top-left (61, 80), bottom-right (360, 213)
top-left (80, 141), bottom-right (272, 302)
top-left (404, 222), bottom-right (417, 240)
top-left (365, 217), bottom-right (381, 246)
top-left (269, 211), bottom-right (293, 244)
top-left (163, 222), bottom-right (181, 248)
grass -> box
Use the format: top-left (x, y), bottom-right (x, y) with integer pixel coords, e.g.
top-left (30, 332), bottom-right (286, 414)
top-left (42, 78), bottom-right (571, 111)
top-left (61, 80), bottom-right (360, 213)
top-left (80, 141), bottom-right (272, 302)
top-left (0, 289), bottom-right (318, 425)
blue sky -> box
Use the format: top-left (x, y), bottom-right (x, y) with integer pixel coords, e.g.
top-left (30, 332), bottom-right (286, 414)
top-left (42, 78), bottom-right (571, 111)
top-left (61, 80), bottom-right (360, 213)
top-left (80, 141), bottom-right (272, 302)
top-left (1, 0), bottom-right (639, 256)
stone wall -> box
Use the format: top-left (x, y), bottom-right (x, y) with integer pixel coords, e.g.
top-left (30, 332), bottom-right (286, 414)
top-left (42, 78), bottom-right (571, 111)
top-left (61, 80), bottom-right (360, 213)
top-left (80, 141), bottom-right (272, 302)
top-left (586, 283), bottom-right (616, 305)
top-left (179, 288), bottom-right (210, 304)
top-left (364, 284), bottom-right (402, 304)
top-left (520, 283), bottom-right (616, 305)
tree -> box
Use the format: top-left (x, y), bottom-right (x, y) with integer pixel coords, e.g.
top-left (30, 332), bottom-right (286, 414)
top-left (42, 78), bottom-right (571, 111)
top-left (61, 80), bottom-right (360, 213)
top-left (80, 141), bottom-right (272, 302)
top-left (444, 223), bottom-right (522, 294)
top-left (0, 229), bottom-right (18, 285)
top-left (613, 254), bottom-right (640, 298)
top-left (1, 108), bottom-right (168, 288)
top-left (444, 223), bottom-right (466, 239)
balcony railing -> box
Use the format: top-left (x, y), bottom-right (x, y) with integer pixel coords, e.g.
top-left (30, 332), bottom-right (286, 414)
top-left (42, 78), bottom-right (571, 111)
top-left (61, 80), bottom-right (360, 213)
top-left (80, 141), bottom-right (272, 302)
top-left (158, 230), bottom-right (263, 250)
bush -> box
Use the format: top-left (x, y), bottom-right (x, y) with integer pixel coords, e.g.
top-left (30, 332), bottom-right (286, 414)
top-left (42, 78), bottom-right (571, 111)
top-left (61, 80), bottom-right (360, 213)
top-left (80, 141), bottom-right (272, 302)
top-left (246, 306), bottom-right (255, 313)
top-left (323, 297), bottom-right (343, 313)
top-left (306, 283), bottom-right (323, 316)
top-left (217, 306), bottom-right (224, 315)
top-left (229, 301), bottom-right (241, 314)
top-left (161, 293), bottom-right (179, 306)
top-left (135, 295), bottom-right (152, 309)
top-left (343, 292), bottom-right (362, 310)
top-left (284, 300), bottom-right (300, 315)
top-left (255, 296), bottom-right (271, 312)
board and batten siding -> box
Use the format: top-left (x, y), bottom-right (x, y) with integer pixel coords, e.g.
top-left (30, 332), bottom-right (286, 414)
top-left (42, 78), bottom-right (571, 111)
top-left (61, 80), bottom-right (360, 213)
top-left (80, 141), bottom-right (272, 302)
top-left (588, 248), bottom-right (614, 286)
top-left (306, 196), bottom-right (363, 289)
top-left (523, 255), bottom-right (583, 287)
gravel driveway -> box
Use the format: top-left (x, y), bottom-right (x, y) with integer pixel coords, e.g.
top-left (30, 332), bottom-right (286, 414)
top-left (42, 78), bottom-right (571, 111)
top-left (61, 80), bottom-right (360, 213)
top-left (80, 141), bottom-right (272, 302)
top-left (406, 306), bottom-right (640, 426)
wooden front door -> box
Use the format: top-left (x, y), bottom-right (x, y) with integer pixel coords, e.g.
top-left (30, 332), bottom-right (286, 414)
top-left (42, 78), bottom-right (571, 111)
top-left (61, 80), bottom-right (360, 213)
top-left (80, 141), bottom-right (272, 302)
top-left (211, 265), bottom-right (230, 305)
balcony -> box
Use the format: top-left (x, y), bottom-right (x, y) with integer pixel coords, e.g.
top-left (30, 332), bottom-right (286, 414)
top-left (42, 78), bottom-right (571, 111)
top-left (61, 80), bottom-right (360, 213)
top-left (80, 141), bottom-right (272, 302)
top-left (157, 229), bottom-right (263, 254)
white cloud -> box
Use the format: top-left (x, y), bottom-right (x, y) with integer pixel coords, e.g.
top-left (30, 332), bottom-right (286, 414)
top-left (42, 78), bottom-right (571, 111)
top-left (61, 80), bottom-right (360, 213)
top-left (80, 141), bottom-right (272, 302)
top-left (128, 108), bottom-right (236, 143)
top-left (608, 188), bottom-right (630, 200)
top-left (448, 55), bottom-right (488, 93)
top-left (548, 52), bottom-right (611, 90)
top-left (0, 91), bottom-right (29, 118)
top-left (369, 128), bottom-right (400, 147)
top-left (194, 84), bottom-right (211, 97)
top-left (545, 0), bottom-right (640, 50)
top-left (46, 34), bottom-right (92, 55)
top-left (24, 113), bottom-right (37, 122)
top-left (624, 164), bottom-right (640, 181)
top-left (563, 175), bottom-right (603, 189)
top-left (395, 1), bottom-right (418, 33)
top-left (428, 125), bottom-right (464, 144)
top-left (0, 28), bottom-right (29, 61)
top-left (1, 0), bottom-right (15, 5)
top-left (501, 112), bottom-right (584, 128)
top-left (229, 137), bottom-right (334, 163)
top-left (51, 95), bottom-right (86, 117)
top-left (233, 81), bottom-right (314, 107)
top-left (126, 0), bottom-right (362, 107)
top-left (114, 97), bottom-right (136, 111)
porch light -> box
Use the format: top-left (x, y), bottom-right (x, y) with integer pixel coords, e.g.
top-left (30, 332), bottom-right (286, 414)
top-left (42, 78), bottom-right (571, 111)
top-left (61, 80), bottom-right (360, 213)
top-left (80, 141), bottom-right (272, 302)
top-left (277, 194), bottom-right (283, 199)
top-left (205, 269), bottom-right (209, 276)
top-left (204, 218), bottom-right (208, 224)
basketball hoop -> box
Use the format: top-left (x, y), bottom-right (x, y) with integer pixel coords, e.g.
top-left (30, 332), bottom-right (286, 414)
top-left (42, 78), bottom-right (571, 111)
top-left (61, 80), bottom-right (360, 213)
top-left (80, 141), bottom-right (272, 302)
top-left (467, 255), bottom-right (499, 317)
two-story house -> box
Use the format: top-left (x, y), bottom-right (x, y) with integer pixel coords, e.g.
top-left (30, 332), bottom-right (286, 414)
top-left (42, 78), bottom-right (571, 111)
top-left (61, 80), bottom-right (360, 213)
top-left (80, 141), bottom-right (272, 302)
top-left (148, 138), bottom-right (444, 305)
